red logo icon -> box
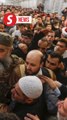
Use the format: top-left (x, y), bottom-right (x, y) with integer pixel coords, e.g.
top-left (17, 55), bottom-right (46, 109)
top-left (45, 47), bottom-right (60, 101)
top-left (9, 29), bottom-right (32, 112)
top-left (3, 13), bottom-right (16, 26)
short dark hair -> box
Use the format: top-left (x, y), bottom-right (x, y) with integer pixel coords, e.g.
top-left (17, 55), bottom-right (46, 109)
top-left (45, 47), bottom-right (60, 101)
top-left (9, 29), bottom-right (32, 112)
top-left (40, 37), bottom-right (48, 42)
top-left (58, 38), bottom-right (67, 47)
top-left (0, 113), bottom-right (20, 120)
top-left (48, 51), bottom-right (63, 63)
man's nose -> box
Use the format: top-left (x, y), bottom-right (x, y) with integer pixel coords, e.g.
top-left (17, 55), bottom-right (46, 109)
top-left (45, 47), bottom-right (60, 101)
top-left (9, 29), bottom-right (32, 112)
top-left (27, 64), bottom-right (31, 69)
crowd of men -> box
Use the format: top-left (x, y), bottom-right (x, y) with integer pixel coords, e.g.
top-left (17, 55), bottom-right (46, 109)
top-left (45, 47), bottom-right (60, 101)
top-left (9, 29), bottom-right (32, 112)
top-left (0, 4), bottom-right (67, 120)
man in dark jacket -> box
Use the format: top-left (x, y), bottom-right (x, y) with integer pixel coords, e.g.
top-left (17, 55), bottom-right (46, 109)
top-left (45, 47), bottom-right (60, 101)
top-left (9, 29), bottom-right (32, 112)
top-left (45, 51), bottom-right (67, 99)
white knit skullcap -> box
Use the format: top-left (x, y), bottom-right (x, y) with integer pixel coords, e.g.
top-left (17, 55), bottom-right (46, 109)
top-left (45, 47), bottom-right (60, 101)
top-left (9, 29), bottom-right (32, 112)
top-left (18, 76), bottom-right (43, 99)
top-left (62, 27), bottom-right (67, 37)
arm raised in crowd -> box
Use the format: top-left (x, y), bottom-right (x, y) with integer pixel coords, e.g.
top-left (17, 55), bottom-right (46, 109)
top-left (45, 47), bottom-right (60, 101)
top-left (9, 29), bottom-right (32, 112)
top-left (38, 75), bottom-right (67, 99)
top-left (38, 75), bottom-right (59, 114)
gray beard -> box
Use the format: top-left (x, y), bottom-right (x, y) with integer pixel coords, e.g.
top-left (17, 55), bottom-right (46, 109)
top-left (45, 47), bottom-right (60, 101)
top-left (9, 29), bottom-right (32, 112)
top-left (0, 56), bottom-right (12, 76)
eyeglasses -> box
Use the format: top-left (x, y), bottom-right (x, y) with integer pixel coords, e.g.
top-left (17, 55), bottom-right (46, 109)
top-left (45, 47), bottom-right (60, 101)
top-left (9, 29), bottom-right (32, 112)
top-left (46, 59), bottom-right (57, 66)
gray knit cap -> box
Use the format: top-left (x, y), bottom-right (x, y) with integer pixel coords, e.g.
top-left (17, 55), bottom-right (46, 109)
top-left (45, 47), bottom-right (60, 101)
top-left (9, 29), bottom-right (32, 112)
top-left (0, 32), bottom-right (13, 47)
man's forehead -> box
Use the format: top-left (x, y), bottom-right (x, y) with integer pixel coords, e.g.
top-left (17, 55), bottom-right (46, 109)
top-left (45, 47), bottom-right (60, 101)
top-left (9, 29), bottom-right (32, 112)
top-left (48, 32), bottom-right (55, 36)
top-left (26, 55), bottom-right (40, 61)
top-left (27, 53), bottom-right (41, 59)
top-left (26, 55), bottom-right (41, 64)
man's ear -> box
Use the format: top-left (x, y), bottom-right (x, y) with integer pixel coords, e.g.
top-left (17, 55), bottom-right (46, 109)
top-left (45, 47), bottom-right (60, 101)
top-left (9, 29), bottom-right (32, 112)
top-left (40, 62), bottom-right (44, 67)
top-left (58, 62), bottom-right (65, 70)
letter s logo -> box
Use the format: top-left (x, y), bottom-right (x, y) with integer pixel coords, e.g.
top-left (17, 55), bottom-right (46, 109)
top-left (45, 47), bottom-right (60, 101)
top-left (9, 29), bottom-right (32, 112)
top-left (3, 13), bottom-right (16, 26)
top-left (7, 15), bottom-right (13, 25)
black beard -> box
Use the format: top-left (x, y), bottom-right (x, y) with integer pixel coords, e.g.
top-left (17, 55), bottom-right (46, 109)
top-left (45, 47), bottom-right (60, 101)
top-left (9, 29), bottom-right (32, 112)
top-left (25, 68), bottom-right (40, 76)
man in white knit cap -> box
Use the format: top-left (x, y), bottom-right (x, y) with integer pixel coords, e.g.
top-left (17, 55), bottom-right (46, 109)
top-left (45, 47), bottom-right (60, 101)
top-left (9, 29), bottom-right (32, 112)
top-left (11, 76), bottom-right (43, 102)
top-left (8, 76), bottom-right (43, 120)
top-left (10, 50), bottom-right (58, 120)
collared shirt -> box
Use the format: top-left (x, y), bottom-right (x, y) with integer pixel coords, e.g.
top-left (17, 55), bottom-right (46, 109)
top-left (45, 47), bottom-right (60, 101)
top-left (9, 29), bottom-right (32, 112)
top-left (36, 68), bottom-right (42, 76)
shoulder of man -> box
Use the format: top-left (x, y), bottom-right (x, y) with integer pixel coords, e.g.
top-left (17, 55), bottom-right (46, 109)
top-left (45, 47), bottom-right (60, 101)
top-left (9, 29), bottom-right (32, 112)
top-left (11, 54), bottom-right (25, 65)
top-left (42, 67), bottom-right (56, 80)
top-left (11, 54), bottom-right (25, 77)
top-left (14, 64), bottom-right (25, 78)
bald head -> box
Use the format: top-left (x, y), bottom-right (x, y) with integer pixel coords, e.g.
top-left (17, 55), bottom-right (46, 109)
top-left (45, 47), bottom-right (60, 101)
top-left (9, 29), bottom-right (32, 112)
top-left (26, 50), bottom-right (43, 63)
top-left (25, 50), bottom-right (43, 75)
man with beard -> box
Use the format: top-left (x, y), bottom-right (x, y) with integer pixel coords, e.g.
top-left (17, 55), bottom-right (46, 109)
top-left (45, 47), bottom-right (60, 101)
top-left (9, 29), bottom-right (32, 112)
top-left (20, 50), bottom-right (51, 77)
top-left (0, 32), bottom-right (24, 105)
top-left (16, 50), bottom-right (59, 120)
